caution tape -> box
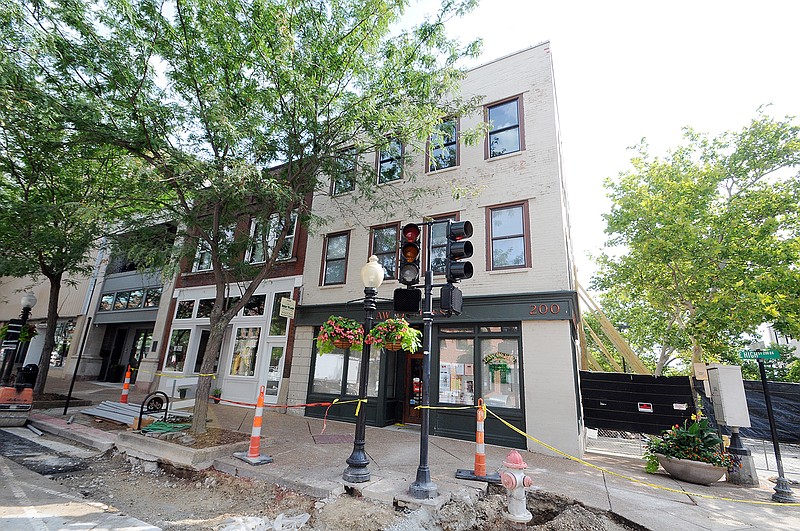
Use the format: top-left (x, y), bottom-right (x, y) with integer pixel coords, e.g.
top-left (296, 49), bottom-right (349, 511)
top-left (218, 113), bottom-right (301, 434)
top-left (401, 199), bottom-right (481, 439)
top-left (126, 367), bottom-right (217, 379)
top-left (415, 402), bottom-right (799, 507)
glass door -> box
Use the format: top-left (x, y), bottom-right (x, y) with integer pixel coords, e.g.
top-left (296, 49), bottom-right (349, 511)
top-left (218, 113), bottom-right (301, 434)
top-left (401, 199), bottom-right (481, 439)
top-left (262, 342), bottom-right (285, 404)
top-left (128, 329), bottom-right (153, 384)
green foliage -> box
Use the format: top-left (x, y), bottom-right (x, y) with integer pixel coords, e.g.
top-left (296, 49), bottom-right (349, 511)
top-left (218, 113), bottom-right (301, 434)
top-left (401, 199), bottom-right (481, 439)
top-left (0, 323), bottom-right (37, 342)
top-left (316, 316), bottom-right (364, 355)
top-left (645, 413), bottom-right (736, 469)
top-left (593, 110), bottom-right (800, 372)
top-left (366, 318), bottom-right (422, 352)
top-left (7, 0), bottom-right (481, 431)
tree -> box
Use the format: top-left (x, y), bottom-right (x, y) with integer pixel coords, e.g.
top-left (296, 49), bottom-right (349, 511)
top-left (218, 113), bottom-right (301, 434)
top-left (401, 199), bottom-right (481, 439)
top-left (0, 16), bottom-right (144, 393)
top-left (13, 0), bottom-right (482, 432)
top-left (593, 111), bottom-right (800, 375)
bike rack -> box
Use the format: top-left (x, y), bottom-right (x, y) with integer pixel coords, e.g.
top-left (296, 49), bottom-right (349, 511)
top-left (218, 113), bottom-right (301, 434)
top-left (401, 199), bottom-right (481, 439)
top-left (139, 391), bottom-right (170, 426)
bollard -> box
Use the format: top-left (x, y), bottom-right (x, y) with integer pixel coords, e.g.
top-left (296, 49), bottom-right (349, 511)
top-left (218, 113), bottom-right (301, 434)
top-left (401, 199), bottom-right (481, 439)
top-left (455, 398), bottom-right (501, 484)
top-left (233, 386), bottom-right (273, 465)
top-left (119, 366), bottom-right (131, 404)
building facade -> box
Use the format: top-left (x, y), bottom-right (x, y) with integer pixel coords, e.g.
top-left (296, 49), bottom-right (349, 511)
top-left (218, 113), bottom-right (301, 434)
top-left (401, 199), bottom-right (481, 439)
top-left (286, 43), bottom-right (585, 456)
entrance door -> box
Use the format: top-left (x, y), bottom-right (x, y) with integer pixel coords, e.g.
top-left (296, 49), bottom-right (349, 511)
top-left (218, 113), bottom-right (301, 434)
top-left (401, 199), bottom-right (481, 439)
top-left (261, 342), bottom-right (285, 404)
top-left (128, 329), bottom-right (153, 384)
top-left (403, 352), bottom-right (423, 424)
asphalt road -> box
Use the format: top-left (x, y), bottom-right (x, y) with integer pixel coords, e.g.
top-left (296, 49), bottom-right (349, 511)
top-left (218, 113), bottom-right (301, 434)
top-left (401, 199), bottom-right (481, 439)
top-left (0, 427), bottom-right (158, 530)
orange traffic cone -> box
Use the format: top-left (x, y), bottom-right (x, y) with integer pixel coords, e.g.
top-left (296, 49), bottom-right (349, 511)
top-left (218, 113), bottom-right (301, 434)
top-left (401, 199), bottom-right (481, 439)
top-left (120, 366), bottom-right (131, 404)
top-left (456, 398), bottom-right (501, 483)
top-left (233, 386), bottom-right (273, 465)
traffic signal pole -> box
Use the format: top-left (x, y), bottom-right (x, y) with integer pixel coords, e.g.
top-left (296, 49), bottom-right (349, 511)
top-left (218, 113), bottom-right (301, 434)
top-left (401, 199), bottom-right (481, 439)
top-left (409, 224), bottom-right (438, 499)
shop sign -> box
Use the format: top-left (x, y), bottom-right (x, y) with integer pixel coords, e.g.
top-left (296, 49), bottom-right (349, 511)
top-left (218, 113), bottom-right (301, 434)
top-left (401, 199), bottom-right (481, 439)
top-left (279, 297), bottom-right (296, 319)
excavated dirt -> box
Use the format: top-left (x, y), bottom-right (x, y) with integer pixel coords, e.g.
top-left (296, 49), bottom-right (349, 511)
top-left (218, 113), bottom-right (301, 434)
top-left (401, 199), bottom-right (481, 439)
top-left (52, 450), bottom-right (646, 530)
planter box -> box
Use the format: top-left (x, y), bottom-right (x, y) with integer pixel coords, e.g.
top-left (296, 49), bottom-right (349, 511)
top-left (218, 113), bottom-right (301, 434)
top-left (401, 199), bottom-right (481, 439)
top-left (116, 431), bottom-right (249, 470)
top-left (656, 454), bottom-right (726, 485)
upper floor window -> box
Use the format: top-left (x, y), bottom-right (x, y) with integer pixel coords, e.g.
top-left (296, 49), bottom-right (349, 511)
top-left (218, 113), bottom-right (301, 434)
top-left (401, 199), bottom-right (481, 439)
top-left (486, 96), bottom-right (523, 158)
top-left (378, 139), bottom-right (403, 184)
top-left (488, 202), bottom-right (529, 269)
top-left (332, 148), bottom-right (356, 196)
top-left (428, 119), bottom-right (458, 171)
top-left (371, 224), bottom-right (399, 280)
top-left (322, 232), bottom-right (349, 285)
top-left (429, 214), bottom-right (458, 275)
top-left (249, 212), bottom-right (298, 264)
top-left (194, 240), bottom-right (213, 272)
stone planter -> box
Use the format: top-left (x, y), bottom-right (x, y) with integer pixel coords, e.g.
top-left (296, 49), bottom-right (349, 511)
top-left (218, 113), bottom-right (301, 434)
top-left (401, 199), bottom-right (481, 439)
top-left (116, 431), bottom-right (249, 470)
top-left (656, 454), bottom-right (726, 485)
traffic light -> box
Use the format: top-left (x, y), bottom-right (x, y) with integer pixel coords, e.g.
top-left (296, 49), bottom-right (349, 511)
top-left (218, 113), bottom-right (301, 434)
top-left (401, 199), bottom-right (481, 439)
top-left (399, 223), bottom-right (421, 286)
top-left (445, 220), bottom-right (473, 283)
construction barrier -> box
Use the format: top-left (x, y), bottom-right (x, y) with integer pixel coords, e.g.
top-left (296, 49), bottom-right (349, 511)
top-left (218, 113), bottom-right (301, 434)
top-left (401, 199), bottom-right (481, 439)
top-left (119, 366), bottom-right (131, 404)
top-left (233, 386), bottom-right (273, 465)
top-left (455, 398), bottom-right (500, 484)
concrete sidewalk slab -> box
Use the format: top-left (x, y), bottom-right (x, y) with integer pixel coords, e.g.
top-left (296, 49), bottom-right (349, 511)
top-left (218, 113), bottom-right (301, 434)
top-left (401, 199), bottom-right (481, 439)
top-left (34, 378), bottom-right (800, 530)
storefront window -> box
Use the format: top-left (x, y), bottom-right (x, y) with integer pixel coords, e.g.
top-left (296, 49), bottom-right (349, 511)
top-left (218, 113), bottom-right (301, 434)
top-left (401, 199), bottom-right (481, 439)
top-left (165, 329), bottom-right (191, 372)
top-left (438, 337), bottom-right (475, 405)
top-left (437, 325), bottom-right (522, 409)
top-left (49, 321), bottom-right (76, 367)
top-left (366, 347), bottom-right (381, 397)
top-left (196, 298), bottom-right (214, 318)
top-left (230, 327), bottom-right (260, 376)
top-left (312, 349), bottom-right (345, 394)
top-left (175, 300), bottom-right (194, 319)
top-left (243, 295), bottom-right (266, 316)
top-left (269, 292), bottom-right (290, 335)
top-left (480, 338), bottom-right (521, 409)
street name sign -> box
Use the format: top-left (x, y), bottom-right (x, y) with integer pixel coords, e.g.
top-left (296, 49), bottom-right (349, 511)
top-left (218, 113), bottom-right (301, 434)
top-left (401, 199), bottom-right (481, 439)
top-left (738, 349), bottom-right (780, 360)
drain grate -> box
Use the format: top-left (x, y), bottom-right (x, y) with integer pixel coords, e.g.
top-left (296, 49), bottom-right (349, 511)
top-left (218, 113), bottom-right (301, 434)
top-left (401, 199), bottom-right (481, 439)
top-left (312, 434), bottom-right (354, 444)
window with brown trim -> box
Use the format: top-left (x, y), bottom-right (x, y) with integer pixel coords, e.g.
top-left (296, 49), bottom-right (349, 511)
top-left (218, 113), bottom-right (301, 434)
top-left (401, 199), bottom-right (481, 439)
top-left (322, 232), bottom-right (350, 285)
top-left (378, 139), bottom-right (403, 184)
top-left (428, 118), bottom-right (458, 172)
top-left (487, 202), bottom-right (529, 269)
top-left (370, 224), bottom-right (399, 280)
top-left (428, 213), bottom-right (458, 275)
top-left (486, 96), bottom-right (524, 158)
top-left (331, 148), bottom-right (356, 196)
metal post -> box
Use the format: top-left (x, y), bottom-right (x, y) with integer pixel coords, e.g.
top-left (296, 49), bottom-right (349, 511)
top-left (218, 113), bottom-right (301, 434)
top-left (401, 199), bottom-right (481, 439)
top-left (64, 317), bottom-right (92, 415)
top-left (410, 224), bottom-right (438, 499)
top-left (343, 286), bottom-right (376, 483)
top-left (758, 359), bottom-right (796, 503)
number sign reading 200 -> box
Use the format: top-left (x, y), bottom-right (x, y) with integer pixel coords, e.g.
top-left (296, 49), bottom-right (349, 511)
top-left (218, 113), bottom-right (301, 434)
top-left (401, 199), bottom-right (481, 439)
top-left (529, 303), bottom-right (561, 316)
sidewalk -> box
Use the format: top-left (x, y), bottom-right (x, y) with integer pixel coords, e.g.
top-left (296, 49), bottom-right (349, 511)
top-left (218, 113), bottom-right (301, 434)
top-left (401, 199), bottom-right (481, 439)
top-left (37, 378), bottom-right (800, 530)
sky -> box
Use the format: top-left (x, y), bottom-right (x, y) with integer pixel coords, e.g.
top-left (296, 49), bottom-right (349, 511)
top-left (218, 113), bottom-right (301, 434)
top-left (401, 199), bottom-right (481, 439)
top-left (403, 0), bottom-right (800, 285)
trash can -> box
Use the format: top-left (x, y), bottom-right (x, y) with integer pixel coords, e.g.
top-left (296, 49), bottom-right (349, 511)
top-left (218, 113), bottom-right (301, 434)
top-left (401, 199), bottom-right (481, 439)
top-left (16, 364), bottom-right (39, 388)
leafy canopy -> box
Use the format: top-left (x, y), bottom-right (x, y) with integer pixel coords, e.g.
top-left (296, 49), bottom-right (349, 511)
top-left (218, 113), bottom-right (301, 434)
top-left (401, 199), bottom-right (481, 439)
top-left (593, 110), bottom-right (800, 373)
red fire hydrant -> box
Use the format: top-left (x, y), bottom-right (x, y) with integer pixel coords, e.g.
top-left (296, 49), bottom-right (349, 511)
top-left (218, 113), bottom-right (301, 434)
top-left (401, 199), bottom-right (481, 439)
top-left (500, 450), bottom-right (533, 524)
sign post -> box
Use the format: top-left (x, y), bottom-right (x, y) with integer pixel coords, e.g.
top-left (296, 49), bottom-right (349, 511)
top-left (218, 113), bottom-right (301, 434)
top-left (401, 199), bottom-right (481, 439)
top-left (739, 349), bottom-right (796, 503)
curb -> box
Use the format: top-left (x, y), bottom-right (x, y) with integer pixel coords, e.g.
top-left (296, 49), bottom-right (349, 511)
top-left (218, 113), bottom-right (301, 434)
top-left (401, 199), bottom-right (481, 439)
top-left (28, 414), bottom-right (117, 452)
top-left (212, 457), bottom-right (346, 499)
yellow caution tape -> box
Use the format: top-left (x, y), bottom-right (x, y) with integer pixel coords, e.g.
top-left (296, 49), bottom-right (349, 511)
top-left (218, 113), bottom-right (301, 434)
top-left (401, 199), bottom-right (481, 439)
top-left (416, 401), bottom-right (799, 507)
top-left (482, 406), bottom-right (800, 507)
top-left (329, 397), bottom-right (368, 416)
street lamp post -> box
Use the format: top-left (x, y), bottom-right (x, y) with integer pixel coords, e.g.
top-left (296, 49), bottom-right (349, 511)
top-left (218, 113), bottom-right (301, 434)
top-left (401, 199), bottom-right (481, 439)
top-left (1, 292), bottom-right (38, 386)
top-left (343, 256), bottom-right (385, 483)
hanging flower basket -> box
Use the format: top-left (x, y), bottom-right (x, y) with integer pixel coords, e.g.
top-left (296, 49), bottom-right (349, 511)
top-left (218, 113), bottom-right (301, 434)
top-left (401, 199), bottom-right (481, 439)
top-left (366, 318), bottom-right (422, 352)
top-left (0, 323), bottom-right (38, 342)
top-left (316, 316), bottom-right (364, 355)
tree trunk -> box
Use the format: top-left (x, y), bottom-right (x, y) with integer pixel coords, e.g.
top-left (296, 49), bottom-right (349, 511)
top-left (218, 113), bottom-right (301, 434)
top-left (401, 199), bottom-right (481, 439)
top-left (33, 274), bottom-right (62, 395)
top-left (190, 320), bottom-right (227, 434)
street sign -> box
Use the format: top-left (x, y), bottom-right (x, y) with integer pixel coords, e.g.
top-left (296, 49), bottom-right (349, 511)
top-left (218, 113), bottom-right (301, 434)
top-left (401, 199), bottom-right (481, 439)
top-left (738, 349), bottom-right (780, 360)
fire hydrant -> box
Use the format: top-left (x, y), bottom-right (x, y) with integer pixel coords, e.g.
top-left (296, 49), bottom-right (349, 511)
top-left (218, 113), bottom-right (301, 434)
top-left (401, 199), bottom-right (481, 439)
top-left (500, 450), bottom-right (533, 524)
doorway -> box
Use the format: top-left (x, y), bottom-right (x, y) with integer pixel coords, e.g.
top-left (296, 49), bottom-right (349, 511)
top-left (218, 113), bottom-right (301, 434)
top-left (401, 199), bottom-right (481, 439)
top-left (127, 329), bottom-right (153, 384)
top-left (402, 352), bottom-right (423, 424)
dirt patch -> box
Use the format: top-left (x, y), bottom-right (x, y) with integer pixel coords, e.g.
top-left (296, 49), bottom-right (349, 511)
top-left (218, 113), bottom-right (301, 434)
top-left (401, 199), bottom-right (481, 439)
top-left (52, 451), bottom-right (646, 531)
top-left (145, 427), bottom-right (250, 449)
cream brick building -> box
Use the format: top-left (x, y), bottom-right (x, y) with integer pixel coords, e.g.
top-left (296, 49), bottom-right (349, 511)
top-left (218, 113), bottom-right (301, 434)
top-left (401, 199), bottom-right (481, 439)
top-left (287, 43), bottom-right (585, 457)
